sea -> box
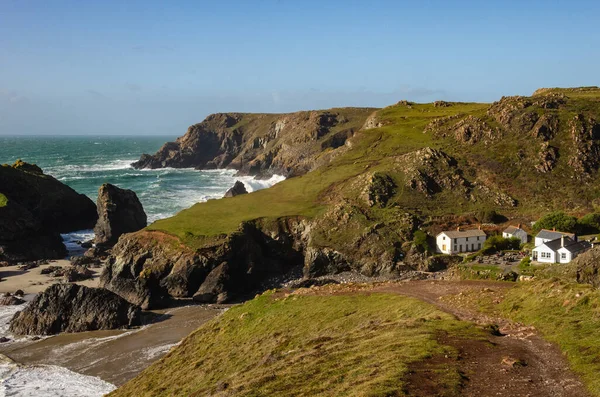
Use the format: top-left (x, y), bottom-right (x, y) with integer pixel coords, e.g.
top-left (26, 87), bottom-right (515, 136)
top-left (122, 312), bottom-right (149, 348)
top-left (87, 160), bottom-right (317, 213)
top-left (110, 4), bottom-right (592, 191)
top-left (0, 135), bottom-right (284, 254)
top-left (0, 135), bottom-right (284, 396)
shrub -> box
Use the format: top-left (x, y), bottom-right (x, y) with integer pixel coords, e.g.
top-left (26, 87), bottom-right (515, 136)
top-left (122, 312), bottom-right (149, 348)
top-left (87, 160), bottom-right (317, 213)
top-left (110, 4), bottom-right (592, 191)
top-left (533, 212), bottom-right (577, 233)
top-left (476, 209), bottom-right (506, 224)
top-left (412, 230), bottom-right (430, 253)
top-left (577, 213), bottom-right (600, 235)
top-left (482, 235), bottom-right (521, 254)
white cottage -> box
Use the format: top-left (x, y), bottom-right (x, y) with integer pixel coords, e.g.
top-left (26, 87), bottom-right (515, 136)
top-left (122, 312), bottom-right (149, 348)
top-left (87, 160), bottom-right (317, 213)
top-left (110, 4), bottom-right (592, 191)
top-left (534, 229), bottom-right (575, 247)
top-left (531, 235), bottom-right (590, 263)
top-left (502, 225), bottom-right (528, 244)
top-left (436, 228), bottom-right (486, 255)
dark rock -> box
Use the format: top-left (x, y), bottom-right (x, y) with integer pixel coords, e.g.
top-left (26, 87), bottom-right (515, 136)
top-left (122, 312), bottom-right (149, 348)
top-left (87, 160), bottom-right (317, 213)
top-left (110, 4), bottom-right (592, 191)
top-left (40, 266), bottom-right (63, 275)
top-left (223, 181), bottom-right (248, 198)
top-left (94, 183), bottom-right (147, 248)
top-left (62, 265), bottom-right (94, 282)
top-left (0, 161), bottom-right (97, 262)
top-left (360, 173), bottom-right (396, 207)
top-left (0, 294), bottom-right (25, 306)
top-left (14, 289), bottom-right (24, 297)
top-left (80, 240), bottom-right (93, 249)
top-left (0, 337), bottom-right (9, 343)
top-left (303, 247), bottom-right (349, 278)
top-left (71, 255), bottom-right (101, 268)
top-left (9, 284), bottom-right (141, 335)
top-left (288, 278), bottom-right (340, 288)
top-left (193, 262), bottom-right (230, 303)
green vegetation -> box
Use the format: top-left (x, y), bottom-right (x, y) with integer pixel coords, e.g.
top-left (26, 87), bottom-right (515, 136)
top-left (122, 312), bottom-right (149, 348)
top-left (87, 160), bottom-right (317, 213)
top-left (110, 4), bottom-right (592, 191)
top-left (533, 211), bottom-right (578, 233)
top-left (577, 213), bottom-right (600, 234)
top-left (517, 256), bottom-right (534, 275)
top-left (500, 280), bottom-right (600, 395)
top-left (0, 193), bottom-right (7, 208)
top-left (413, 230), bottom-right (430, 253)
top-left (112, 291), bottom-right (481, 397)
top-left (482, 235), bottom-right (522, 254)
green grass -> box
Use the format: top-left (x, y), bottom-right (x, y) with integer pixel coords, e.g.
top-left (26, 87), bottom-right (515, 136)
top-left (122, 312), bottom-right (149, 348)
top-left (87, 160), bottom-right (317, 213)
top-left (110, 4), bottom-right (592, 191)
top-left (499, 280), bottom-right (600, 395)
top-left (111, 291), bottom-right (480, 397)
top-left (0, 193), bottom-right (7, 208)
top-left (148, 89), bottom-right (600, 252)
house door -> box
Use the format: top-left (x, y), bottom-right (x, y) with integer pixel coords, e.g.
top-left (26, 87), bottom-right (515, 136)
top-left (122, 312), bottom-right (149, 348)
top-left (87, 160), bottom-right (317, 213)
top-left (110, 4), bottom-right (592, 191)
top-left (532, 251), bottom-right (537, 261)
top-left (459, 245), bottom-right (462, 252)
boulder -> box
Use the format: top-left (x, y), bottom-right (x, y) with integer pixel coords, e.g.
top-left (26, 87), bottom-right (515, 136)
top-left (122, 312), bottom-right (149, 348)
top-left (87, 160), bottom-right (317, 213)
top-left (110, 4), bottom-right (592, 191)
top-left (0, 294), bottom-right (25, 306)
top-left (224, 181), bottom-right (248, 198)
top-left (9, 284), bottom-right (141, 335)
top-left (192, 262), bottom-right (230, 303)
top-left (0, 161), bottom-right (97, 262)
top-left (94, 184), bottom-right (147, 248)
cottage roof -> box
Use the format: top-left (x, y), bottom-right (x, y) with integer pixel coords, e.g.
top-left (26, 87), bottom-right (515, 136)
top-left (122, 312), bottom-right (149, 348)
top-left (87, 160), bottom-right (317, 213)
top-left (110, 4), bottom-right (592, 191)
top-left (438, 229), bottom-right (486, 238)
top-left (503, 226), bottom-right (524, 235)
top-left (535, 229), bottom-right (575, 241)
top-left (537, 236), bottom-right (590, 253)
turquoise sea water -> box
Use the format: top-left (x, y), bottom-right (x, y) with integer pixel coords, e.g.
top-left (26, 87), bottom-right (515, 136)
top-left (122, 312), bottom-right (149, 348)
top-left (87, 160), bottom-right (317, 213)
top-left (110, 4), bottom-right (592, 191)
top-left (0, 136), bottom-right (284, 247)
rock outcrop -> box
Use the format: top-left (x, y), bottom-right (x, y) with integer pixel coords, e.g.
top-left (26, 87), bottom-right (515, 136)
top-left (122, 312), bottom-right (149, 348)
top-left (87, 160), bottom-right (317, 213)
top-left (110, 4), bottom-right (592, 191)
top-left (572, 247), bottom-right (600, 288)
top-left (0, 161), bottom-right (97, 261)
top-left (94, 184), bottom-right (147, 248)
top-left (9, 284), bottom-right (141, 335)
top-left (101, 219), bottom-right (309, 309)
top-left (132, 109), bottom-right (373, 178)
top-left (223, 181), bottom-right (248, 198)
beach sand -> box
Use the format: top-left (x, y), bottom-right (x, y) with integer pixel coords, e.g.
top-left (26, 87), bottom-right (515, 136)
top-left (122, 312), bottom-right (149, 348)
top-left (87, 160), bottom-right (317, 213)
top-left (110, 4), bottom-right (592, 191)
top-left (0, 260), bottom-right (101, 295)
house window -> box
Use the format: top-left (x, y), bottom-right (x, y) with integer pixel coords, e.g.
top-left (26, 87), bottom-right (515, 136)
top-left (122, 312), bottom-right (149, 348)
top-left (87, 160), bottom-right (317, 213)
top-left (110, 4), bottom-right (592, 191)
top-left (459, 245), bottom-right (462, 252)
top-left (466, 237), bottom-right (469, 241)
top-left (561, 253), bottom-right (566, 260)
top-left (443, 236), bottom-right (446, 240)
top-left (477, 243), bottom-right (481, 250)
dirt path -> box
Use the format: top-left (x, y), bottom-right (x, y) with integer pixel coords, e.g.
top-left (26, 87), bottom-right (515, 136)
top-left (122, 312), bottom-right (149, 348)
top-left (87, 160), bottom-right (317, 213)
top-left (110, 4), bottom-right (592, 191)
top-left (376, 280), bottom-right (590, 397)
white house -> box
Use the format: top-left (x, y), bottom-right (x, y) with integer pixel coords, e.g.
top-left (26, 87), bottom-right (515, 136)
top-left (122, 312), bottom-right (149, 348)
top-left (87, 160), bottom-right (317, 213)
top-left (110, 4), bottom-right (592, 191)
top-left (534, 229), bottom-right (575, 247)
top-left (502, 225), bottom-right (528, 244)
top-left (436, 228), bottom-right (487, 255)
top-left (531, 235), bottom-right (590, 264)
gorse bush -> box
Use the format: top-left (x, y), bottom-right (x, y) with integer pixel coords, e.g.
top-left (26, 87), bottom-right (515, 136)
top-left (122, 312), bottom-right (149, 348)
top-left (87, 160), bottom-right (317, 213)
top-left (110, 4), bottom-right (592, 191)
top-left (482, 235), bottom-right (521, 254)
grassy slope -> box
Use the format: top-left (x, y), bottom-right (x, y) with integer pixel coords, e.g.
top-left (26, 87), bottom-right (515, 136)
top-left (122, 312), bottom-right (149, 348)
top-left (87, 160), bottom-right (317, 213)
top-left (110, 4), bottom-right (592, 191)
top-left (149, 87), bottom-right (600, 248)
top-left (0, 193), bottom-right (7, 207)
top-left (112, 291), bottom-right (480, 397)
top-left (499, 280), bottom-right (600, 395)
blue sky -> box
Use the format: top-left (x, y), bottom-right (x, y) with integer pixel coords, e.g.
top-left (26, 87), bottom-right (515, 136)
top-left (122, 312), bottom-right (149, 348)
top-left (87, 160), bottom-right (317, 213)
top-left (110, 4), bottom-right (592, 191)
top-left (1, 0), bottom-right (599, 135)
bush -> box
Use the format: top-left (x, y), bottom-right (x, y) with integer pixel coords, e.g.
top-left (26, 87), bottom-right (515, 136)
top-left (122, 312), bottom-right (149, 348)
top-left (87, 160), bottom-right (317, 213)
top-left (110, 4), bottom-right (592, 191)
top-left (412, 230), bottom-right (430, 253)
top-left (577, 213), bottom-right (600, 235)
top-left (476, 209), bottom-right (507, 224)
top-left (533, 212), bottom-right (577, 233)
top-left (482, 235), bottom-right (521, 254)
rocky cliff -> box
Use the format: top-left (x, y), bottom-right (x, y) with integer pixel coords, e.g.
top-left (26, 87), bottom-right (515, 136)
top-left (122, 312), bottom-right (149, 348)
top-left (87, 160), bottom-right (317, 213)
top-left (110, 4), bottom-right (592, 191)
top-left (132, 109), bottom-right (374, 177)
top-left (0, 161), bottom-right (97, 261)
top-left (106, 87), bottom-right (600, 308)
top-left (94, 183), bottom-right (147, 248)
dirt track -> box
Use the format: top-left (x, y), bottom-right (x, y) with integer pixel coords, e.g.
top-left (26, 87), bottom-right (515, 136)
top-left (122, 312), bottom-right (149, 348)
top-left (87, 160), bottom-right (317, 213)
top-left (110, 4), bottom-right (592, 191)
top-left (376, 280), bottom-right (590, 397)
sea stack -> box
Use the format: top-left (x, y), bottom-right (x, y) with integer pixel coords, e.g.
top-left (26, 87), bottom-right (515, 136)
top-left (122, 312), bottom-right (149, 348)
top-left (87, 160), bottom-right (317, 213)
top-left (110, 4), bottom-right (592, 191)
top-left (94, 183), bottom-right (147, 248)
top-left (224, 181), bottom-right (248, 198)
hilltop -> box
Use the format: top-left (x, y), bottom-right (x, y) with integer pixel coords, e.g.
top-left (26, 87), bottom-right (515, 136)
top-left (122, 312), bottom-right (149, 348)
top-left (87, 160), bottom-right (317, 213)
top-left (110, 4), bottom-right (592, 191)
top-left (102, 87), bottom-right (600, 308)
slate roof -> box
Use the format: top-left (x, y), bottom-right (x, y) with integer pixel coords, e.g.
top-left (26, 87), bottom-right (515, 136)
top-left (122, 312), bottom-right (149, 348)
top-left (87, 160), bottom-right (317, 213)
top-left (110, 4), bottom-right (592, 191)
top-left (503, 226), bottom-right (525, 235)
top-left (535, 229), bottom-right (575, 241)
top-left (438, 229), bottom-right (486, 238)
top-left (539, 237), bottom-right (591, 253)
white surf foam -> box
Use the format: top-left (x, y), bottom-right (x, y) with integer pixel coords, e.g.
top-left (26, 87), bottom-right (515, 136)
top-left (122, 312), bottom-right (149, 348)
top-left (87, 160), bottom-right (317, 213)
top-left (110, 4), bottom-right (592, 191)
top-left (50, 159), bottom-right (136, 174)
top-left (0, 304), bottom-right (27, 338)
top-left (237, 174), bottom-right (286, 192)
top-left (0, 358), bottom-right (116, 397)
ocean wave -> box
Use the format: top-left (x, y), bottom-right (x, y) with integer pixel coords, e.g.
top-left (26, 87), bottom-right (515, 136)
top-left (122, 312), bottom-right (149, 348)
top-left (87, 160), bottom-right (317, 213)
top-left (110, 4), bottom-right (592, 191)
top-left (48, 159), bottom-right (137, 174)
top-left (237, 174), bottom-right (286, 192)
top-left (0, 356), bottom-right (115, 397)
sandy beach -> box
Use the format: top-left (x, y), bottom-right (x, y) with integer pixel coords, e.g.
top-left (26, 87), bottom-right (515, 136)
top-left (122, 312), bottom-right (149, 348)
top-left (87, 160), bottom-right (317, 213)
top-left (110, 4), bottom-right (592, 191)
top-left (0, 260), bottom-right (101, 295)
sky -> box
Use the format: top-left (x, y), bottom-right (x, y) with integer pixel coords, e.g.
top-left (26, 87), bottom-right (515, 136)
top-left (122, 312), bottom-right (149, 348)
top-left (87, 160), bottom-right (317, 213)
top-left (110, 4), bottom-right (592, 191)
top-left (1, 0), bottom-right (599, 135)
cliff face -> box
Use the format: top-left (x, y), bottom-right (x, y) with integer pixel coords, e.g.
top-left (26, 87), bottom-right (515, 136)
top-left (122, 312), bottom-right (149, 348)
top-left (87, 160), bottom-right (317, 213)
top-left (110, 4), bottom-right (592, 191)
top-left (132, 109), bottom-right (375, 177)
top-left (107, 87), bottom-right (600, 307)
top-left (0, 161), bottom-right (97, 261)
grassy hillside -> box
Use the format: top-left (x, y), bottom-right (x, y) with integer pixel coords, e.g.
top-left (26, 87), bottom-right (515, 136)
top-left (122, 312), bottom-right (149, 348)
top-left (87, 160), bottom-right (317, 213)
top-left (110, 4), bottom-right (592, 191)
top-left (112, 291), bottom-right (480, 397)
top-left (0, 193), bottom-right (7, 208)
top-left (149, 87), bottom-right (600, 253)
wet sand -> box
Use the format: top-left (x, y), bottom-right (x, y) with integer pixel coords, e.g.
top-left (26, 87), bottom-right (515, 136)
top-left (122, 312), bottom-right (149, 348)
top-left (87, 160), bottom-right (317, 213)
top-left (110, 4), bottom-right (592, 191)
top-left (0, 304), bottom-right (226, 386)
top-left (0, 260), bottom-right (100, 294)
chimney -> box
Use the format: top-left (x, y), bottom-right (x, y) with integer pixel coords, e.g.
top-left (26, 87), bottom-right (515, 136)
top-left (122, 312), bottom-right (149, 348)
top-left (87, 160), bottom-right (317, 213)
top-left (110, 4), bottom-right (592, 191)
top-left (478, 225), bottom-right (481, 230)
top-left (553, 227), bottom-right (556, 231)
top-left (517, 223), bottom-right (521, 229)
top-left (456, 226), bottom-right (460, 231)
top-left (561, 235), bottom-right (565, 247)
